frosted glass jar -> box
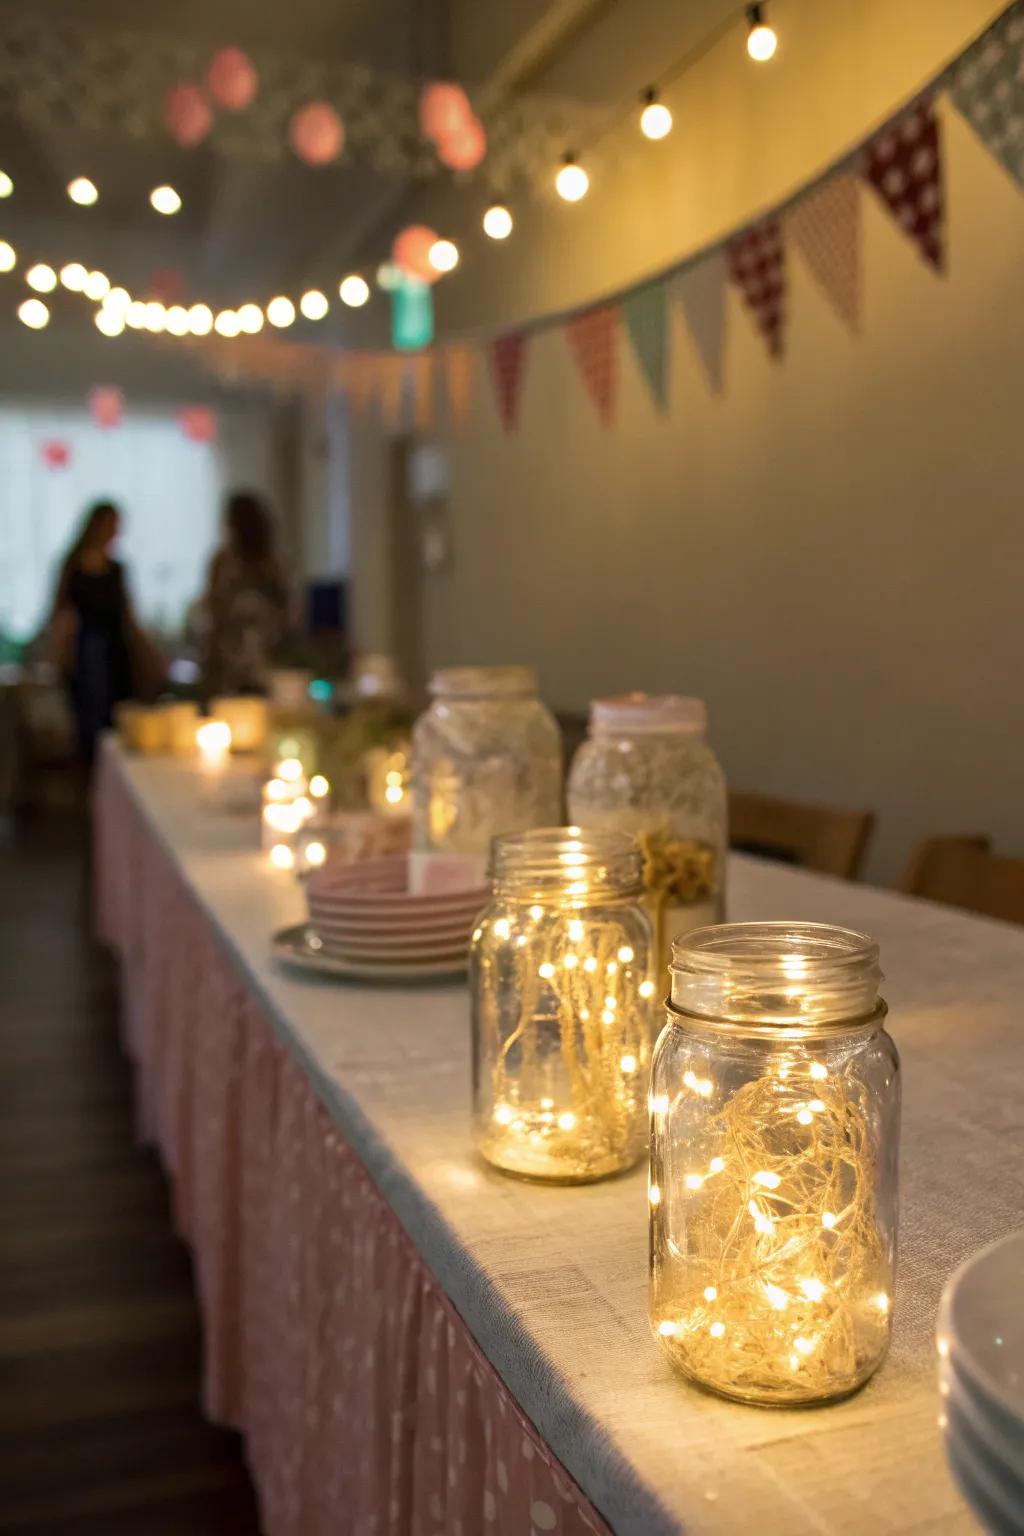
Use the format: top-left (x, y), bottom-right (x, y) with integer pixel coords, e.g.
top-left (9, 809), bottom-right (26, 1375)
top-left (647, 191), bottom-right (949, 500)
top-left (411, 667), bottom-right (562, 886)
top-left (471, 828), bottom-right (656, 1183)
top-left (649, 922), bottom-right (900, 1406)
top-left (568, 694), bottom-right (727, 988)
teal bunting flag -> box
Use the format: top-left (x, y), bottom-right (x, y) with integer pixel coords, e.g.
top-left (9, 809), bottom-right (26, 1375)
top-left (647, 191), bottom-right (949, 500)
top-left (949, 1), bottom-right (1024, 190)
top-left (622, 281), bottom-right (669, 410)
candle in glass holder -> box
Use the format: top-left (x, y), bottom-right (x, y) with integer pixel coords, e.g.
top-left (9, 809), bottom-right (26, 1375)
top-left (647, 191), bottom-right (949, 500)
top-left (209, 695), bottom-right (268, 754)
top-left (649, 922), bottom-right (900, 1406)
top-left (196, 720), bottom-right (233, 802)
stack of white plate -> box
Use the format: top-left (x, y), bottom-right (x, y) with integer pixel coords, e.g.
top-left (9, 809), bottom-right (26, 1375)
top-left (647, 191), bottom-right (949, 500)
top-left (938, 1230), bottom-right (1024, 1534)
top-left (304, 856), bottom-right (488, 974)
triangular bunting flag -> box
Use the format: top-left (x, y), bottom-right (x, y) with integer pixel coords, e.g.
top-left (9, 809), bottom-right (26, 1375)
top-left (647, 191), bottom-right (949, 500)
top-left (566, 306), bottom-right (618, 426)
top-left (443, 345), bottom-right (474, 430)
top-left (863, 97), bottom-right (943, 272)
top-left (949, 3), bottom-right (1024, 191)
top-left (622, 282), bottom-right (668, 410)
top-left (786, 173), bottom-right (862, 333)
top-left (727, 219), bottom-right (786, 359)
top-left (673, 251), bottom-right (726, 394)
top-left (490, 333), bottom-right (527, 432)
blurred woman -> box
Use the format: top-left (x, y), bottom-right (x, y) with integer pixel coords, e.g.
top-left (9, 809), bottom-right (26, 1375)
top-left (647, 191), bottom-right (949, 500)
top-left (50, 501), bottom-right (141, 763)
top-left (199, 490), bottom-right (290, 697)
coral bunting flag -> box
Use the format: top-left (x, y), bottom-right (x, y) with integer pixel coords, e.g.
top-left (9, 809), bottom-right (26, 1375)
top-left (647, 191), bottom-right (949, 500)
top-left (862, 98), bottom-right (944, 272)
top-left (41, 440), bottom-right (71, 470)
top-left (727, 219), bottom-right (786, 359)
top-left (89, 385), bottom-right (124, 429)
top-left (565, 306), bottom-right (618, 426)
top-left (672, 251), bottom-right (726, 394)
top-left (949, 4), bottom-right (1024, 191)
top-left (442, 345), bottom-right (474, 430)
top-left (786, 173), bottom-right (862, 334)
top-left (622, 282), bottom-right (668, 410)
top-left (489, 333), bottom-right (527, 432)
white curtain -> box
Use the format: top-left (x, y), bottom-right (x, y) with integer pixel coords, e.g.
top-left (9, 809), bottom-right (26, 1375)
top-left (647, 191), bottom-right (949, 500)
top-left (0, 405), bottom-right (223, 642)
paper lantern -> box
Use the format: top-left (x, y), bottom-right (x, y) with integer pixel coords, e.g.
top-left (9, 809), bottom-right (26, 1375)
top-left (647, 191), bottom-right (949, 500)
top-left (206, 47), bottom-right (258, 111)
top-left (89, 386), bottom-right (124, 429)
top-left (180, 406), bottom-right (217, 443)
top-left (289, 102), bottom-right (345, 165)
top-left (393, 225), bottom-right (440, 284)
top-left (41, 440), bottom-right (71, 470)
top-left (419, 81), bottom-right (472, 142)
top-left (164, 83), bottom-right (213, 149)
top-left (437, 116), bottom-right (486, 171)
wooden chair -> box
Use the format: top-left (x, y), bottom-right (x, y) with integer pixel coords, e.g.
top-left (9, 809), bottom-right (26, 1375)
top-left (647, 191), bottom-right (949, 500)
top-left (899, 836), bottom-right (1024, 926)
top-left (729, 790), bottom-right (874, 880)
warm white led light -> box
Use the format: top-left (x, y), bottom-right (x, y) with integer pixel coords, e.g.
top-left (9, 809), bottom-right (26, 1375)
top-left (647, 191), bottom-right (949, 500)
top-left (83, 270), bottom-right (110, 301)
top-left (300, 288), bottom-right (329, 320)
top-left (60, 262), bottom-right (87, 291)
top-left (482, 204), bottom-right (513, 240)
top-left (339, 274), bottom-right (370, 307)
top-left (237, 302), bottom-right (264, 334)
top-left (126, 300), bottom-right (148, 330)
top-left (105, 286), bottom-right (131, 313)
top-left (428, 239), bottom-right (459, 274)
top-left (150, 184), bottom-right (182, 216)
top-left (0, 170), bottom-right (12, 198)
top-left (640, 99), bottom-right (673, 140)
top-left (95, 307), bottom-right (124, 337)
top-left (309, 774), bottom-right (330, 799)
top-left (0, 240), bottom-right (16, 273)
top-left (18, 297), bottom-right (49, 329)
top-left (187, 303), bottom-right (213, 336)
top-left (746, 5), bottom-right (778, 61)
top-left (144, 301), bottom-right (167, 333)
top-left (26, 263), bottom-right (57, 293)
top-left (68, 176), bottom-right (98, 206)
top-left (266, 295), bottom-right (296, 327)
top-left (165, 304), bottom-right (189, 336)
top-left (556, 160), bottom-right (589, 202)
top-left (214, 309), bottom-right (240, 337)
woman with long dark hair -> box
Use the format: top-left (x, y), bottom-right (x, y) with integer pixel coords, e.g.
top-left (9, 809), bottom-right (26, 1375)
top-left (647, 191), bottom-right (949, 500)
top-left (199, 490), bottom-right (291, 697)
top-left (49, 501), bottom-right (140, 763)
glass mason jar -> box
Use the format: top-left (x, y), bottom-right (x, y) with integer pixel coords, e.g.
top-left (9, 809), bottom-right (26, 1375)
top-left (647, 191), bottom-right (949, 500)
top-left (471, 828), bottom-right (657, 1184)
top-left (649, 922), bottom-right (900, 1406)
top-left (411, 667), bottom-right (562, 886)
top-left (567, 695), bottom-right (727, 988)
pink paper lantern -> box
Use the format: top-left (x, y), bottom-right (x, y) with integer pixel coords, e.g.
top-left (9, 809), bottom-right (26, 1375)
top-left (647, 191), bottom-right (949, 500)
top-left (289, 102), bottom-right (345, 166)
top-left (180, 406), bottom-right (217, 444)
top-left (393, 225), bottom-right (441, 284)
top-left (41, 440), bottom-right (71, 470)
top-left (164, 82), bottom-right (213, 149)
top-left (419, 81), bottom-right (472, 142)
top-left (89, 386), bottom-right (124, 430)
top-left (437, 115), bottom-right (486, 171)
top-left (206, 47), bottom-right (259, 112)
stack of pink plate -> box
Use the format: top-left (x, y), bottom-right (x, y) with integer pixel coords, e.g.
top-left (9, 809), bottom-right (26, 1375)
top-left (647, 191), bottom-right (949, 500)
top-left (304, 856), bottom-right (488, 974)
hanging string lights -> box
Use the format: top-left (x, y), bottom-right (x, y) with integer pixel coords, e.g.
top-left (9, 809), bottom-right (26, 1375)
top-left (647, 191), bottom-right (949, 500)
top-left (639, 89), bottom-right (673, 140)
top-left (555, 155), bottom-right (589, 202)
top-left (237, 302), bottom-right (264, 333)
top-left (746, 4), bottom-right (778, 62)
top-left (67, 176), bottom-right (98, 206)
top-left (299, 288), bottom-right (329, 320)
top-left (0, 240), bottom-right (15, 272)
top-left (428, 238), bottom-right (459, 274)
top-left (26, 263), bottom-right (57, 293)
top-left (18, 297), bottom-right (49, 328)
top-left (150, 184), bottom-right (182, 215)
top-left (60, 261), bottom-right (87, 291)
top-left (266, 295), bottom-right (296, 327)
top-left (339, 274), bottom-right (370, 306)
top-left (83, 270), bottom-right (109, 301)
top-left (482, 204), bottom-right (513, 240)
top-left (0, 171), bottom-right (12, 198)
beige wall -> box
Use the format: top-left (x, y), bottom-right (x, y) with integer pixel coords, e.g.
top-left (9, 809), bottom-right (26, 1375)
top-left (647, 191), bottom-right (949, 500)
top-left (348, 4), bottom-right (1024, 886)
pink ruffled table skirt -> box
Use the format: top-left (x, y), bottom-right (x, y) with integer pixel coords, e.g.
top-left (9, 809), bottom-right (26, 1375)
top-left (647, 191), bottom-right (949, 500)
top-left (94, 755), bottom-right (611, 1536)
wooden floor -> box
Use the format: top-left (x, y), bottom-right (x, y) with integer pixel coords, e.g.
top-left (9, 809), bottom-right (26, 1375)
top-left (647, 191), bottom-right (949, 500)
top-left (0, 809), bottom-right (262, 1535)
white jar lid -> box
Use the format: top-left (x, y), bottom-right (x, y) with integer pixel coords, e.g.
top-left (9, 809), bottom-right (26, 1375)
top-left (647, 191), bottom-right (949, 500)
top-left (590, 693), bottom-right (707, 735)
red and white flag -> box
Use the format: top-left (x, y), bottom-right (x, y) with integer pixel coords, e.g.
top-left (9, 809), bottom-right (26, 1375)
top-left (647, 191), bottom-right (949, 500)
top-left (863, 97), bottom-right (943, 273)
top-left (490, 333), bottom-right (527, 433)
top-left (727, 218), bottom-right (786, 359)
top-left (566, 306), bottom-right (618, 426)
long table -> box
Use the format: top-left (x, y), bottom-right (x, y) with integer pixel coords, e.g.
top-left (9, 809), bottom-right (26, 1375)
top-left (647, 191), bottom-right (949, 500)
top-left (94, 741), bottom-right (1024, 1536)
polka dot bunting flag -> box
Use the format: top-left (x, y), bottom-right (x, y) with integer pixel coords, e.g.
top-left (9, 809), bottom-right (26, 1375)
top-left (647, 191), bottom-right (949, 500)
top-left (863, 97), bottom-right (944, 272)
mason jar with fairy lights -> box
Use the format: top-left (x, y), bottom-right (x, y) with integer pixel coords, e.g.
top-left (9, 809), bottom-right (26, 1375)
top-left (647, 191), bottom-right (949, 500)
top-left (411, 667), bottom-right (562, 886)
top-left (567, 695), bottom-right (727, 990)
top-left (649, 922), bottom-right (900, 1406)
top-left (471, 828), bottom-right (657, 1184)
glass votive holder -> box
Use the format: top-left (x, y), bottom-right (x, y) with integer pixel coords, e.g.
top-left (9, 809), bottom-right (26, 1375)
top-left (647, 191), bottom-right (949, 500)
top-left (470, 828), bottom-right (656, 1184)
top-left (649, 921), bottom-right (900, 1406)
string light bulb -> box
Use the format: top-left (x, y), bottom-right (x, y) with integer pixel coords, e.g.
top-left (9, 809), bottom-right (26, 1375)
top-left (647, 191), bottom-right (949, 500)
top-left (0, 171), bottom-right (12, 198)
top-left (555, 155), bottom-right (589, 202)
top-left (26, 263), bottom-right (57, 293)
top-left (237, 302), bottom-right (264, 334)
top-left (746, 4), bottom-right (778, 61)
top-left (150, 184), bottom-right (182, 216)
top-left (639, 90), bottom-right (673, 140)
top-left (143, 301), bottom-right (167, 333)
top-left (18, 297), bottom-right (49, 329)
top-left (300, 289), bottom-right (329, 320)
top-left (83, 270), bottom-right (110, 302)
top-left (375, 262), bottom-right (400, 291)
top-left (95, 308), bottom-right (124, 337)
top-left (214, 309), bottom-right (241, 337)
top-left (339, 274), bottom-right (370, 307)
top-left (68, 176), bottom-right (98, 206)
top-left (428, 238), bottom-right (459, 274)
top-left (165, 304), bottom-right (189, 336)
top-left (0, 240), bottom-right (17, 273)
top-left (266, 295), bottom-right (296, 328)
top-left (483, 204), bottom-right (513, 240)
top-left (105, 286), bottom-right (131, 313)
top-left (187, 302), bottom-right (213, 335)
top-left (126, 301), bottom-right (148, 330)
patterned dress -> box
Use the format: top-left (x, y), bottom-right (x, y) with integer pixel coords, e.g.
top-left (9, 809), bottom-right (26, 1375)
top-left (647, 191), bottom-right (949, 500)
top-left (201, 550), bottom-right (290, 697)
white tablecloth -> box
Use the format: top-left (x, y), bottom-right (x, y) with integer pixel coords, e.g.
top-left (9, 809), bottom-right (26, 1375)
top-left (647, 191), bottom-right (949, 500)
top-left (106, 745), bottom-right (1024, 1535)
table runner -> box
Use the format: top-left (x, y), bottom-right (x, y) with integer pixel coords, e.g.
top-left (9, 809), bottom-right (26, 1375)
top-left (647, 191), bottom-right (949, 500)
top-left (94, 743), bottom-right (1024, 1535)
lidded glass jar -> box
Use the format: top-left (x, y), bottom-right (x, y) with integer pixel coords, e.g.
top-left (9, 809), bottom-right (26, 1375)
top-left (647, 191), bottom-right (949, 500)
top-left (649, 922), bottom-right (899, 1406)
top-left (411, 667), bottom-right (562, 885)
top-left (567, 695), bottom-right (727, 986)
top-left (471, 828), bottom-right (656, 1183)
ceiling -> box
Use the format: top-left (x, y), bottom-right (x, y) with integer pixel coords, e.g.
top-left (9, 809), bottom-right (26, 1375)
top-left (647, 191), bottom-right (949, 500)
top-left (0, 0), bottom-right (736, 366)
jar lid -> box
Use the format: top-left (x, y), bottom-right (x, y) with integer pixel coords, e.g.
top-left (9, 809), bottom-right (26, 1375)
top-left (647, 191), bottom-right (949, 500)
top-left (669, 921), bottom-right (884, 1031)
top-left (490, 826), bottom-right (643, 897)
top-left (430, 665), bottom-right (538, 700)
top-left (590, 693), bottom-right (707, 736)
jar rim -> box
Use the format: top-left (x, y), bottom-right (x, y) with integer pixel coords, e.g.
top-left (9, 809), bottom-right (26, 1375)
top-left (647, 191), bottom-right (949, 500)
top-left (589, 693), bottom-right (707, 736)
top-left (489, 825), bottom-right (643, 896)
top-left (430, 665), bottom-right (538, 699)
top-left (669, 920), bottom-right (884, 1030)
